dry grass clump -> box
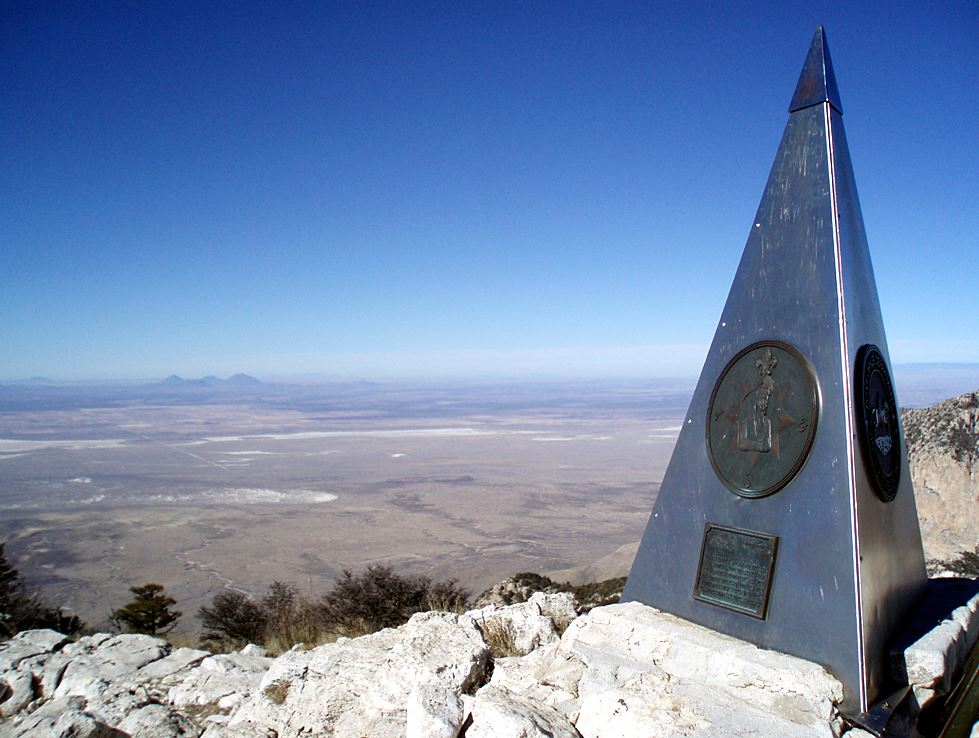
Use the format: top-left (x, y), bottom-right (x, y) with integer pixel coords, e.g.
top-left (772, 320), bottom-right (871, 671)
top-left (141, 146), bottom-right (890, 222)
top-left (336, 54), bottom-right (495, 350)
top-left (478, 617), bottom-right (522, 659)
top-left (263, 680), bottom-right (290, 705)
top-left (538, 606), bottom-right (575, 637)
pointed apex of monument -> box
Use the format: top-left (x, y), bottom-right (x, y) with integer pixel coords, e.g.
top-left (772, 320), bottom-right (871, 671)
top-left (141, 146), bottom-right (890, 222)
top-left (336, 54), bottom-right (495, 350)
top-left (789, 26), bottom-right (843, 114)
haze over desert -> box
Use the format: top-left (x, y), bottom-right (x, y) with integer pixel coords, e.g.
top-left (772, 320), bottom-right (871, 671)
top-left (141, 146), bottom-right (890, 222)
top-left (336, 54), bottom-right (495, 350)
top-left (2, 368), bottom-right (975, 634)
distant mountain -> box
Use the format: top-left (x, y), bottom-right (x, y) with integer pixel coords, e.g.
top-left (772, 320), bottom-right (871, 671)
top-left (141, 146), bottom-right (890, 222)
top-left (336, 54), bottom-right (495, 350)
top-left (158, 374), bottom-right (263, 388)
top-left (2, 376), bottom-right (60, 385)
top-left (225, 373), bottom-right (263, 386)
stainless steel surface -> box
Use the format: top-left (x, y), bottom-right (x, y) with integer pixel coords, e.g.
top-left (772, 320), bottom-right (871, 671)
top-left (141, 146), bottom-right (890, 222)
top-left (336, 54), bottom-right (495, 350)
top-left (789, 25), bottom-right (842, 114)
top-left (623, 27), bottom-right (927, 715)
top-left (847, 685), bottom-right (912, 737)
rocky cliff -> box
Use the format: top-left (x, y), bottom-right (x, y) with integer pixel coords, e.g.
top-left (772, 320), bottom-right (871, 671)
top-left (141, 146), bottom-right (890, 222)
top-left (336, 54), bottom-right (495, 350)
top-left (3, 584), bottom-right (978, 738)
top-left (903, 391), bottom-right (979, 563)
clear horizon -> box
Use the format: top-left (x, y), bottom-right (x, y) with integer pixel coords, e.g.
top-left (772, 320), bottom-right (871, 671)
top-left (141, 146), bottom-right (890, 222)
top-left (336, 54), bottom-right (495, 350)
top-left (3, 4), bottom-right (976, 381)
top-left (5, 357), bottom-right (979, 388)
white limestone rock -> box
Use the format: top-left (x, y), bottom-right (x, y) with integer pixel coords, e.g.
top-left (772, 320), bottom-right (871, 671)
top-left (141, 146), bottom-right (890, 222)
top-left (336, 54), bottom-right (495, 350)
top-left (487, 645), bottom-right (578, 716)
top-left (405, 683), bottom-right (464, 738)
top-left (468, 599), bottom-right (561, 656)
top-left (136, 647), bottom-right (211, 682)
top-left (84, 681), bottom-right (162, 727)
top-left (0, 670), bottom-right (35, 717)
top-left (892, 581), bottom-right (979, 709)
top-left (465, 685), bottom-right (579, 738)
top-left (557, 602), bottom-right (844, 728)
top-left (53, 633), bottom-right (170, 701)
top-left (0, 629), bottom-right (68, 671)
top-left (527, 592), bottom-right (579, 630)
top-left (118, 703), bottom-right (203, 737)
top-left (167, 653), bottom-right (271, 710)
top-left (28, 652), bottom-right (71, 698)
top-left (469, 601), bottom-right (851, 737)
top-left (2, 580), bottom-right (973, 738)
top-left (215, 610), bottom-right (487, 738)
top-left (0, 695), bottom-right (113, 738)
top-left (61, 633), bottom-right (113, 657)
top-left (574, 678), bottom-right (709, 738)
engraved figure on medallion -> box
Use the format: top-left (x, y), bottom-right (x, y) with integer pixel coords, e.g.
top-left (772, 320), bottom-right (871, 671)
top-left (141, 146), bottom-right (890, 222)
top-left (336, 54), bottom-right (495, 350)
top-left (707, 341), bottom-right (819, 498)
top-left (856, 344), bottom-right (901, 501)
top-left (871, 392), bottom-right (893, 455)
top-left (737, 348), bottom-right (777, 453)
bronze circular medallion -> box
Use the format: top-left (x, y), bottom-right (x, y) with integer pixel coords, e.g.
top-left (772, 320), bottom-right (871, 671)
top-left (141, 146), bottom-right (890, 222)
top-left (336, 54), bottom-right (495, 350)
top-left (707, 341), bottom-right (819, 498)
top-left (855, 344), bottom-right (901, 502)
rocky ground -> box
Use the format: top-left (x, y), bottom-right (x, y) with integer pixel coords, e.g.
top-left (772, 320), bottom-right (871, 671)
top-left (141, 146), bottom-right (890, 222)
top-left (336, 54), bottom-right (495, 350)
top-left (902, 391), bottom-right (979, 564)
top-left (2, 581), bottom-right (978, 738)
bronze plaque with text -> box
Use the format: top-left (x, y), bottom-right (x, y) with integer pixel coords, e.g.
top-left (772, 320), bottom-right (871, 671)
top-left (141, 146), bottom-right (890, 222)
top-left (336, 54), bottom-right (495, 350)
top-left (694, 524), bottom-right (778, 619)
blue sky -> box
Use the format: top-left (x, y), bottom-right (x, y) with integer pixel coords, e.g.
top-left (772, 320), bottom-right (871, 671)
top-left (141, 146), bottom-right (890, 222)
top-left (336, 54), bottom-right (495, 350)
top-left (1, 2), bottom-right (976, 380)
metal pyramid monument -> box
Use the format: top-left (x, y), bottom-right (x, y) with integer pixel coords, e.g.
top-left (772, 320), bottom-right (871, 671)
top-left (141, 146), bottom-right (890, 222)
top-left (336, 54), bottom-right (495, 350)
top-left (622, 27), bottom-right (927, 716)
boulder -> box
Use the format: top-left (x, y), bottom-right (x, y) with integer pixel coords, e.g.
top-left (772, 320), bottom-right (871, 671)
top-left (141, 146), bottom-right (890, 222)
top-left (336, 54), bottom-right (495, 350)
top-left (469, 602), bottom-right (559, 657)
top-left (136, 648), bottom-right (211, 682)
top-left (237, 645), bottom-right (266, 658)
top-left (0, 695), bottom-right (117, 738)
top-left (405, 683), bottom-right (465, 738)
top-left (0, 670), bottom-right (35, 717)
top-left (486, 645), bottom-right (577, 715)
top-left (0, 629), bottom-right (68, 671)
top-left (556, 602), bottom-right (844, 728)
top-left (465, 685), bottom-right (580, 738)
top-left (1, 576), bottom-right (974, 737)
top-left (167, 653), bottom-right (271, 710)
top-left (213, 610), bottom-right (488, 737)
top-left (892, 578), bottom-right (979, 709)
top-left (527, 592), bottom-right (579, 631)
top-left (117, 703), bottom-right (203, 737)
top-left (53, 634), bottom-right (170, 701)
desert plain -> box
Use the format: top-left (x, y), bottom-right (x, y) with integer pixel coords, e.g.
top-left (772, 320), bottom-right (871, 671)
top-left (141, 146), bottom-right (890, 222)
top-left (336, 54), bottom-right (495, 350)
top-left (2, 368), bottom-right (974, 636)
top-left (0, 379), bottom-right (690, 633)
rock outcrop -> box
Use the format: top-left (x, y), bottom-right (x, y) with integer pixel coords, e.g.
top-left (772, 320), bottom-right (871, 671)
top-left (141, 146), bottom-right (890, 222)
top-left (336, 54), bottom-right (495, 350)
top-left (3, 584), bottom-right (977, 737)
top-left (902, 391), bottom-right (979, 563)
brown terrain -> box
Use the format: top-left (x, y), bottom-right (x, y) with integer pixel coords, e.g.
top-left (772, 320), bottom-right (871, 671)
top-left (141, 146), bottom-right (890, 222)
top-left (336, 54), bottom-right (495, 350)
top-left (0, 378), bottom-right (974, 636)
top-left (0, 380), bottom-right (686, 633)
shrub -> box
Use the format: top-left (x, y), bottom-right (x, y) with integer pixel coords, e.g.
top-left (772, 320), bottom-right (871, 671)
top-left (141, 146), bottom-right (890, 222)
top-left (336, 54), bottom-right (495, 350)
top-left (199, 581), bottom-right (330, 653)
top-left (198, 590), bottom-right (268, 649)
top-left (197, 568), bottom-right (471, 651)
top-left (0, 542), bottom-right (28, 638)
top-left (425, 578), bottom-right (471, 613)
top-left (320, 565), bottom-right (470, 635)
top-left (261, 581), bottom-right (328, 653)
top-left (928, 546), bottom-right (979, 577)
top-left (112, 583), bottom-right (181, 635)
top-left (1, 542), bottom-right (85, 639)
